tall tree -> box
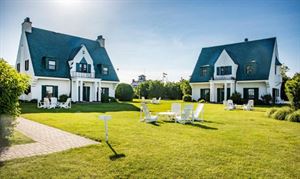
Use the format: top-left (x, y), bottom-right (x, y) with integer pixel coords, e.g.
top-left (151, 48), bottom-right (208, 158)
top-left (280, 64), bottom-right (290, 101)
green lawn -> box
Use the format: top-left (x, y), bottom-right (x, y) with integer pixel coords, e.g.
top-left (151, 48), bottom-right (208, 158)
top-left (1, 100), bottom-right (299, 178)
top-left (9, 130), bottom-right (34, 146)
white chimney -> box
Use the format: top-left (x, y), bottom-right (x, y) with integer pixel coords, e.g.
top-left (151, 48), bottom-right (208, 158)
top-left (22, 17), bottom-right (32, 33)
top-left (97, 35), bottom-right (105, 48)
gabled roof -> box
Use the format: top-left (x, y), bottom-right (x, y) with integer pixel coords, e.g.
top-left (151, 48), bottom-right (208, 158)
top-left (190, 37), bottom-right (278, 83)
top-left (26, 27), bottom-right (119, 81)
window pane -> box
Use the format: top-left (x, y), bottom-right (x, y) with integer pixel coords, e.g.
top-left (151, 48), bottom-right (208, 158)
top-left (49, 61), bottom-right (56, 65)
top-left (248, 89), bottom-right (255, 98)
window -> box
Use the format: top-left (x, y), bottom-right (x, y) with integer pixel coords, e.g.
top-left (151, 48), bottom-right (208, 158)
top-left (217, 66), bottom-right (232, 75)
top-left (102, 66), bottom-right (109, 75)
top-left (48, 60), bottom-right (56, 70)
top-left (80, 63), bottom-right (87, 72)
top-left (25, 60), bottom-right (29, 71)
top-left (17, 63), bottom-right (20, 72)
top-left (42, 85), bottom-right (58, 98)
top-left (245, 63), bottom-right (256, 75)
top-left (248, 89), bottom-right (255, 99)
top-left (200, 67), bottom-right (208, 76)
top-left (200, 88), bottom-right (210, 101)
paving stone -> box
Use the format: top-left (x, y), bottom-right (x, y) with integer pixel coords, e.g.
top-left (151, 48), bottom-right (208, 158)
top-left (0, 117), bottom-right (99, 161)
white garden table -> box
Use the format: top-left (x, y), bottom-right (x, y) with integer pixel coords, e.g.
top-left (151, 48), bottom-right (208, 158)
top-left (158, 112), bottom-right (176, 122)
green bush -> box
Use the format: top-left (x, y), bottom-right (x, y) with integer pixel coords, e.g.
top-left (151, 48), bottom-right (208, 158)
top-left (198, 99), bottom-right (206, 103)
top-left (108, 97), bottom-right (117, 102)
top-left (164, 82), bottom-right (182, 100)
top-left (135, 82), bottom-right (149, 99)
top-left (101, 94), bottom-right (109, 103)
top-left (0, 59), bottom-right (29, 146)
top-left (285, 73), bottom-right (300, 110)
top-left (59, 94), bottom-right (69, 102)
top-left (115, 83), bottom-right (134, 101)
top-left (261, 94), bottom-right (272, 105)
top-left (285, 110), bottom-right (300, 122)
top-left (180, 79), bottom-right (192, 95)
top-left (229, 92), bottom-right (242, 104)
top-left (183, 95), bottom-right (192, 102)
top-left (266, 108), bottom-right (278, 117)
top-left (271, 107), bottom-right (293, 120)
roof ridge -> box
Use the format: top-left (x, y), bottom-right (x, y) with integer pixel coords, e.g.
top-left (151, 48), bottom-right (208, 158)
top-left (202, 37), bottom-right (276, 49)
top-left (32, 27), bottom-right (98, 43)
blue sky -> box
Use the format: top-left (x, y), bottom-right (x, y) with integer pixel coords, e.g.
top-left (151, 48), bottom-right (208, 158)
top-left (1, 0), bottom-right (299, 82)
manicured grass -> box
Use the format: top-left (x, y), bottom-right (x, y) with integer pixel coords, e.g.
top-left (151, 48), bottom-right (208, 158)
top-left (9, 130), bottom-right (34, 145)
top-left (1, 100), bottom-right (299, 178)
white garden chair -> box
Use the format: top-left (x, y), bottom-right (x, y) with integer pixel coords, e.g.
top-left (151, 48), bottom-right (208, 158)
top-left (59, 98), bottom-right (71, 109)
top-left (152, 97), bottom-right (161, 104)
top-left (192, 103), bottom-right (204, 121)
top-left (243, 100), bottom-right (254, 111)
top-left (175, 104), bottom-right (194, 124)
top-left (38, 98), bottom-right (50, 108)
top-left (171, 103), bottom-right (181, 118)
top-left (141, 103), bottom-right (158, 123)
top-left (49, 97), bottom-right (58, 109)
top-left (224, 100), bottom-right (235, 110)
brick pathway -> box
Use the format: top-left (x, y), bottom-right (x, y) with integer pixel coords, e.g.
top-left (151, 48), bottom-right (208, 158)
top-left (0, 117), bottom-right (99, 161)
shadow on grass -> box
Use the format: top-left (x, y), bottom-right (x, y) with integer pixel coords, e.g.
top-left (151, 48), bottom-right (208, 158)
top-left (203, 120), bottom-right (224, 124)
top-left (189, 123), bottom-right (218, 130)
top-left (106, 142), bottom-right (125, 161)
top-left (20, 102), bottom-right (140, 114)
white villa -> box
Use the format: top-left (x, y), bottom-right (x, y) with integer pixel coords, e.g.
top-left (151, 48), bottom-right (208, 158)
top-left (190, 37), bottom-right (282, 103)
top-left (16, 17), bottom-right (119, 102)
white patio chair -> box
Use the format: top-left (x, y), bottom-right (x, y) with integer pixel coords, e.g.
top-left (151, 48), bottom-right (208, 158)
top-left (59, 98), bottom-right (71, 109)
top-left (171, 103), bottom-right (181, 118)
top-left (192, 103), bottom-right (204, 121)
top-left (49, 97), bottom-right (58, 109)
top-left (225, 100), bottom-right (235, 110)
top-left (38, 98), bottom-right (50, 108)
top-left (175, 104), bottom-right (194, 124)
top-left (152, 97), bottom-right (161, 104)
top-left (243, 100), bottom-right (254, 111)
top-left (141, 96), bottom-right (146, 103)
top-left (141, 103), bottom-right (158, 123)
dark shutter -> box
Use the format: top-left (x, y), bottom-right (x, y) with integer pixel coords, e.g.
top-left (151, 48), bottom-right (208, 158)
top-left (76, 63), bottom-right (80, 72)
top-left (254, 88), bottom-right (259, 100)
top-left (87, 64), bottom-right (91, 73)
top-left (200, 89), bottom-right (204, 99)
top-left (53, 86), bottom-right (58, 98)
top-left (217, 67), bottom-right (220, 75)
top-left (42, 85), bottom-right (46, 99)
top-left (243, 88), bottom-right (248, 100)
top-left (227, 88), bottom-right (231, 98)
top-left (228, 66), bottom-right (232, 75)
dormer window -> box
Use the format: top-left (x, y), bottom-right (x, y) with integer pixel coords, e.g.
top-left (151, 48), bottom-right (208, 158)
top-left (102, 66), bottom-right (109, 75)
top-left (76, 58), bottom-right (91, 73)
top-left (217, 66), bottom-right (232, 75)
top-left (200, 66), bottom-right (208, 76)
top-left (245, 62), bottom-right (256, 75)
top-left (48, 60), bottom-right (56, 70)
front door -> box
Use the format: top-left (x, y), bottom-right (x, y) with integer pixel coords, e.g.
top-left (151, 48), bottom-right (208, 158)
top-left (83, 86), bottom-right (90, 102)
top-left (217, 88), bottom-right (231, 103)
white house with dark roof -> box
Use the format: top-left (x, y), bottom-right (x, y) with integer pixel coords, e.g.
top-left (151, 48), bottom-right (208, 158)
top-left (16, 17), bottom-right (119, 102)
top-left (190, 37), bottom-right (282, 103)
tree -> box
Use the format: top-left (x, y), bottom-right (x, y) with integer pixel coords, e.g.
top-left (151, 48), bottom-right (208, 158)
top-left (164, 82), bottom-right (182, 99)
top-left (285, 73), bottom-right (300, 110)
top-left (179, 79), bottom-right (192, 95)
top-left (135, 81), bottom-right (150, 99)
top-left (280, 64), bottom-right (290, 101)
top-left (115, 83), bottom-right (134, 101)
top-left (0, 59), bottom-right (29, 145)
top-left (148, 80), bottom-right (165, 98)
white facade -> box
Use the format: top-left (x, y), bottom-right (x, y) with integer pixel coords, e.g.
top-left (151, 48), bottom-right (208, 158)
top-left (16, 18), bottom-right (119, 102)
top-left (190, 40), bottom-right (282, 103)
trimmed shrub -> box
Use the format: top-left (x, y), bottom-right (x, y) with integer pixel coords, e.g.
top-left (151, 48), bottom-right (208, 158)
top-left (59, 94), bottom-right (69, 102)
top-left (261, 94), bottom-right (272, 105)
top-left (183, 95), bottom-right (192, 102)
top-left (285, 110), bottom-right (300, 122)
top-left (101, 94), bottom-right (109, 103)
top-left (198, 99), bottom-right (206, 103)
top-left (115, 83), bottom-right (134, 101)
top-left (229, 92), bottom-right (242, 104)
top-left (271, 107), bottom-right (293, 120)
top-left (108, 97), bottom-right (117, 102)
top-left (266, 108), bottom-right (278, 117)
